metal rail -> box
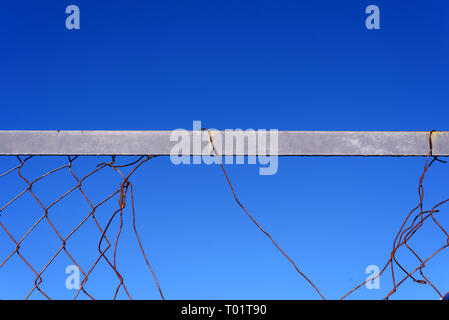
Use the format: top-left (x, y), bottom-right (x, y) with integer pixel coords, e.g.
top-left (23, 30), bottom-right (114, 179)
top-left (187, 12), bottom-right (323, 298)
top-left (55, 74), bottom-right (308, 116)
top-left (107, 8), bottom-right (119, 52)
top-left (0, 131), bottom-right (448, 156)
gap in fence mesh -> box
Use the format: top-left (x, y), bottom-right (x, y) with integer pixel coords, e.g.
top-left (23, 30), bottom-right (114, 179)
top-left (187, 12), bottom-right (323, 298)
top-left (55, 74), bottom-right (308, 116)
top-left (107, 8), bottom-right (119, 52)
top-left (0, 155), bottom-right (448, 299)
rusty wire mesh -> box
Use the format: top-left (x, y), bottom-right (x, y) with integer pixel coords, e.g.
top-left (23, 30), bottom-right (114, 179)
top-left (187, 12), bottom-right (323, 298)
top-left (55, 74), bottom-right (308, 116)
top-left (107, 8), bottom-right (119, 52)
top-left (0, 155), bottom-right (164, 300)
top-left (339, 130), bottom-right (449, 300)
top-left (0, 130), bottom-right (448, 300)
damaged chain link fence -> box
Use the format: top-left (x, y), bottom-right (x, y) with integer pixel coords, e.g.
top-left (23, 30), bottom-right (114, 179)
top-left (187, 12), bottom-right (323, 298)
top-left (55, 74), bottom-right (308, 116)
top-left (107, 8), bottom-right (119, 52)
top-left (0, 130), bottom-right (447, 299)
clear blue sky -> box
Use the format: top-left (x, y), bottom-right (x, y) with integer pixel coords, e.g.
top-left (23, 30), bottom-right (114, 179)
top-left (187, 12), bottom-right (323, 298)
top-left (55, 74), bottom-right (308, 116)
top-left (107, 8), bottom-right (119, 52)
top-left (0, 1), bottom-right (448, 300)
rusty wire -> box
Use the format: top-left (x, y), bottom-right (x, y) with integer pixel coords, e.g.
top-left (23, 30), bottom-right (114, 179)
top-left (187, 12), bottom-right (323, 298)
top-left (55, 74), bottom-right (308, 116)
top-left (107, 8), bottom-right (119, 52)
top-left (202, 128), bottom-right (327, 300)
top-left (0, 129), bottom-right (447, 300)
top-left (340, 130), bottom-right (449, 300)
top-left (0, 155), bottom-right (163, 300)
top-left (203, 128), bottom-right (448, 300)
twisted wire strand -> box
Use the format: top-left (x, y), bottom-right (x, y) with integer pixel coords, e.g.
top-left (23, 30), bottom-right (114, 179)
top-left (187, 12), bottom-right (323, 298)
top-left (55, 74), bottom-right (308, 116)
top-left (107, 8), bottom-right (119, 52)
top-left (202, 128), bottom-right (326, 300)
top-left (341, 130), bottom-right (448, 300)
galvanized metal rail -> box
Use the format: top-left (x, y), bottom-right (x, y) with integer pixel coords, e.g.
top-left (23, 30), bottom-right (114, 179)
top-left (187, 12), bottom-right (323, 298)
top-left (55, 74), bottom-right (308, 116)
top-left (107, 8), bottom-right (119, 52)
top-left (0, 131), bottom-right (448, 156)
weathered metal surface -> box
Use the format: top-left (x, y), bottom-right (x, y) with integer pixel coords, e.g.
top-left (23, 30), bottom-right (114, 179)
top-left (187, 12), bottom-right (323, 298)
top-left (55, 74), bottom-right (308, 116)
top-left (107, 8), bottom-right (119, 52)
top-left (0, 131), bottom-right (447, 156)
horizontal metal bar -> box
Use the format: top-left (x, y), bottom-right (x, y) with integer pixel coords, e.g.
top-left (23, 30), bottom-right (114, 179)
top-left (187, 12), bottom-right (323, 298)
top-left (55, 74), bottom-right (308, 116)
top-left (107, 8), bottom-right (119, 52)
top-left (0, 131), bottom-right (448, 156)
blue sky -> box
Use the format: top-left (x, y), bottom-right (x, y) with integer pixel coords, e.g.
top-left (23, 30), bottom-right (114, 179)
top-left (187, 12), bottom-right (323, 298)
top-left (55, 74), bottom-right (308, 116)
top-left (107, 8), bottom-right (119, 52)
top-left (0, 1), bottom-right (448, 300)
